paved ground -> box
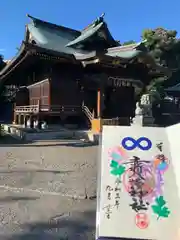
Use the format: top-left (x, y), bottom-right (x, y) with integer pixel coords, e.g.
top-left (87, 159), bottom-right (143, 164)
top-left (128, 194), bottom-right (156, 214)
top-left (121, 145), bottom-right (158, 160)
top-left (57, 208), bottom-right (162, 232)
top-left (0, 192), bottom-right (96, 239)
top-left (0, 136), bottom-right (98, 239)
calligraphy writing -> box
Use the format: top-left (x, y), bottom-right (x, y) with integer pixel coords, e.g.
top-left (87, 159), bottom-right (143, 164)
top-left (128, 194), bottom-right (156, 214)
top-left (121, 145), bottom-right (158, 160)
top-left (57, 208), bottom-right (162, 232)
top-left (128, 156), bottom-right (149, 212)
top-left (130, 196), bottom-right (148, 212)
top-left (103, 205), bottom-right (112, 219)
top-left (156, 142), bottom-right (163, 152)
top-left (106, 185), bottom-right (113, 201)
top-left (114, 178), bottom-right (121, 209)
top-left (107, 137), bottom-right (170, 230)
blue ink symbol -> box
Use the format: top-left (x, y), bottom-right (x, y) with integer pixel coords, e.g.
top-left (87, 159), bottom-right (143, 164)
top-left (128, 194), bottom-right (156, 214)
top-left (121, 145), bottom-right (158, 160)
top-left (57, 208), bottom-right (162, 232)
top-left (121, 137), bottom-right (152, 151)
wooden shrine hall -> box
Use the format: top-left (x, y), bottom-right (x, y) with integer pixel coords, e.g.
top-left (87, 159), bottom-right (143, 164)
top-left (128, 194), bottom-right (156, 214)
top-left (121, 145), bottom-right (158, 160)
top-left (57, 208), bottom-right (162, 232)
top-left (0, 14), bottom-right (169, 132)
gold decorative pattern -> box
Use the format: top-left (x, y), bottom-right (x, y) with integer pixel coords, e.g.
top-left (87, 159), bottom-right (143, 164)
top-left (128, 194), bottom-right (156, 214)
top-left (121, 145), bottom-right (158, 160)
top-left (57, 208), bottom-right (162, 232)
top-left (29, 50), bottom-right (71, 62)
top-left (112, 59), bottom-right (121, 65)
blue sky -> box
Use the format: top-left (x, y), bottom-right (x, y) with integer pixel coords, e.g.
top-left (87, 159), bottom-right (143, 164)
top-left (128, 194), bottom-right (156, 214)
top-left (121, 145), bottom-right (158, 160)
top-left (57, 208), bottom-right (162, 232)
top-left (1, 0), bottom-right (179, 60)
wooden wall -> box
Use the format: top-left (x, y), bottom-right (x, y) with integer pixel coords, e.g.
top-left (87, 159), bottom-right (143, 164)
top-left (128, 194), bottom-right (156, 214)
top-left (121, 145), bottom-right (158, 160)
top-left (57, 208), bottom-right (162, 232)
top-left (27, 79), bottom-right (50, 108)
top-left (50, 69), bottom-right (83, 106)
top-left (15, 87), bottom-right (29, 106)
top-left (17, 61), bottom-right (138, 120)
top-left (103, 86), bottom-right (135, 118)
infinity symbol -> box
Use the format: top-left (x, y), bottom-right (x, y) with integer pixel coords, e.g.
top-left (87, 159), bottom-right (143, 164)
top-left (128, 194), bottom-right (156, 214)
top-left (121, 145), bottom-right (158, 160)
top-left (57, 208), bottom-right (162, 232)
top-left (121, 137), bottom-right (152, 151)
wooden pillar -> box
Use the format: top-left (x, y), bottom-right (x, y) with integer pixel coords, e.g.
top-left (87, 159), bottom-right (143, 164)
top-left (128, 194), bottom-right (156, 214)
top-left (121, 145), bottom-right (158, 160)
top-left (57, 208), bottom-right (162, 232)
top-left (15, 115), bottom-right (18, 125)
top-left (97, 88), bottom-right (101, 118)
top-left (13, 103), bottom-right (16, 124)
top-left (37, 99), bottom-right (40, 112)
top-left (20, 114), bottom-right (24, 125)
top-left (16, 114), bottom-right (20, 125)
top-left (23, 115), bottom-right (26, 127)
top-left (30, 115), bottom-right (33, 128)
top-left (97, 74), bottom-right (106, 119)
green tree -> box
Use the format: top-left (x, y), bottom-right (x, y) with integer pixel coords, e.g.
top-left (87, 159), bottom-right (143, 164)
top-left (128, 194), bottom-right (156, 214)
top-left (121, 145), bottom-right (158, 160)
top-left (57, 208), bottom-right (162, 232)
top-left (122, 40), bottom-right (136, 46)
top-left (0, 55), bottom-right (7, 101)
top-left (142, 28), bottom-right (180, 68)
top-left (141, 28), bottom-right (180, 97)
top-left (0, 54), bottom-right (6, 71)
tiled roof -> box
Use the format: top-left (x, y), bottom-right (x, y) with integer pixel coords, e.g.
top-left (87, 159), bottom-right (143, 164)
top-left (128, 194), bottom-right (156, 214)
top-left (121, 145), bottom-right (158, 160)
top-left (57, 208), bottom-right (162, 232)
top-left (65, 22), bottom-right (104, 47)
top-left (166, 83), bottom-right (180, 91)
top-left (66, 15), bottom-right (118, 48)
top-left (106, 41), bottom-right (148, 59)
top-left (27, 17), bottom-right (146, 61)
top-left (27, 15), bottom-right (95, 58)
top-left (27, 14), bottom-right (118, 57)
top-left (0, 15), bottom-right (170, 80)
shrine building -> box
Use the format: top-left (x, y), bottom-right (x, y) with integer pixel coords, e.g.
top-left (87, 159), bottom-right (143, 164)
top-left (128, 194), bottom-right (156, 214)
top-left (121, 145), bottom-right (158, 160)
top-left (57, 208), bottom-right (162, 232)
top-left (0, 14), bottom-right (169, 132)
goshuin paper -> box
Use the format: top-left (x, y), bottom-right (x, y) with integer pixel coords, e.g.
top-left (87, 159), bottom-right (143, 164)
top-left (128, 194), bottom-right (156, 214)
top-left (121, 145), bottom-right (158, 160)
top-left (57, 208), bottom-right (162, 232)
top-left (96, 125), bottom-right (180, 240)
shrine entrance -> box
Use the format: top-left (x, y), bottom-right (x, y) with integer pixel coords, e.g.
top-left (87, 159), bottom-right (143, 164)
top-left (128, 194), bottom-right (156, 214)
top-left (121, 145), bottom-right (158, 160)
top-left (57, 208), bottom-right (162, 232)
top-left (102, 76), bottom-right (137, 119)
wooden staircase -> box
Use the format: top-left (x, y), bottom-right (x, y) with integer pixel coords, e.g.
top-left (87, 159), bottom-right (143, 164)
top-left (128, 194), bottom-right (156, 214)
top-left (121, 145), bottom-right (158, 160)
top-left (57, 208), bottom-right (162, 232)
top-left (82, 105), bottom-right (93, 121)
top-left (82, 105), bottom-right (131, 132)
top-left (82, 105), bottom-right (101, 132)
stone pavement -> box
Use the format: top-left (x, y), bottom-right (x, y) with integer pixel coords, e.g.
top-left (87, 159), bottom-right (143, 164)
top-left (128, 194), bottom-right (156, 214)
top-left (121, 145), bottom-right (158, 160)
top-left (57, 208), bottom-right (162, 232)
top-left (0, 137), bottom-right (98, 239)
top-left (0, 139), bottom-right (98, 199)
top-left (0, 191), bottom-right (96, 239)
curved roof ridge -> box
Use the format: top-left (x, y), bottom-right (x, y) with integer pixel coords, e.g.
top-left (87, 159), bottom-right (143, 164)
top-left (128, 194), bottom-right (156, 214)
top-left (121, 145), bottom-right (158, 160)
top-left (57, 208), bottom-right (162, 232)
top-left (27, 14), bottom-right (81, 35)
top-left (107, 41), bottom-right (147, 52)
top-left (66, 22), bottom-right (104, 47)
top-left (66, 13), bottom-right (118, 48)
top-left (81, 13), bottom-right (105, 32)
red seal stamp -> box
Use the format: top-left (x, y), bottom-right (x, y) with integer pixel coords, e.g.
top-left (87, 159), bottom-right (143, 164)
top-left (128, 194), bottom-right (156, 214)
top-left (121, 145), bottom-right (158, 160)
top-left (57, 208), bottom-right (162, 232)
top-left (123, 168), bottom-right (155, 197)
top-left (135, 213), bottom-right (149, 229)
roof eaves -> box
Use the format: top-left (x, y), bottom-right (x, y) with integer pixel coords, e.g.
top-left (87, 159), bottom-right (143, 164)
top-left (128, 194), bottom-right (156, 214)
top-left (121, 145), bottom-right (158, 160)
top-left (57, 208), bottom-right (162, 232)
top-left (106, 49), bottom-right (141, 59)
top-left (27, 14), bottom-right (81, 35)
top-left (0, 51), bottom-right (30, 86)
top-left (106, 46), bottom-right (171, 76)
top-left (103, 22), bottom-right (119, 47)
top-left (107, 41), bottom-right (146, 53)
top-left (27, 43), bottom-right (77, 62)
top-left (0, 42), bottom-right (26, 77)
top-left (66, 22), bottom-right (104, 47)
top-left (165, 83), bottom-right (180, 91)
top-left (24, 24), bottom-right (30, 42)
top-left (74, 51), bottom-right (97, 61)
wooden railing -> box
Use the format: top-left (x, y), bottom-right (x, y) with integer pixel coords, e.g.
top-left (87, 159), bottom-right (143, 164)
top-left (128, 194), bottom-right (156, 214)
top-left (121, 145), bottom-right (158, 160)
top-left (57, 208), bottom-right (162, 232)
top-left (15, 104), bottom-right (83, 113)
top-left (50, 105), bottom-right (81, 112)
top-left (102, 118), bottom-right (119, 125)
top-left (102, 117), bottom-right (130, 126)
top-left (15, 105), bottom-right (39, 113)
top-left (15, 104), bottom-right (131, 128)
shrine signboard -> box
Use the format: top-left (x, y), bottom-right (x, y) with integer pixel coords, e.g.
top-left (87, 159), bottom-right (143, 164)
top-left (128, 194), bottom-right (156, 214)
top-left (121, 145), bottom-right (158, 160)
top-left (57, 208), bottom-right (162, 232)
top-left (107, 76), bottom-right (143, 88)
top-left (96, 125), bottom-right (180, 240)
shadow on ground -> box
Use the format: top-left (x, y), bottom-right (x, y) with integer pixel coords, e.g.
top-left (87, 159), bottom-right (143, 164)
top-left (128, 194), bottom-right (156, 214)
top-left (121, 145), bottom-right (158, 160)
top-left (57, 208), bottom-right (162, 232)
top-left (5, 210), bottom-right (96, 240)
top-left (0, 170), bottom-right (72, 174)
top-left (0, 135), bottom-right (97, 147)
top-left (0, 196), bottom-right (39, 202)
